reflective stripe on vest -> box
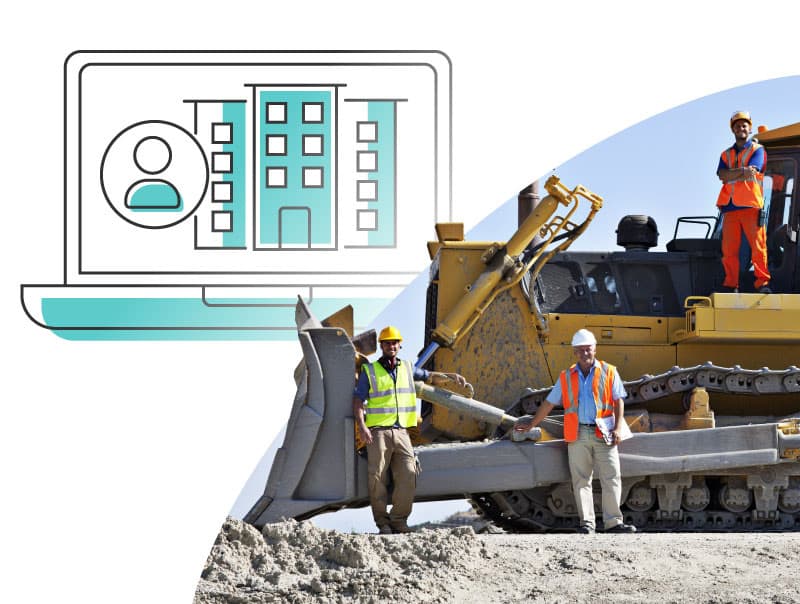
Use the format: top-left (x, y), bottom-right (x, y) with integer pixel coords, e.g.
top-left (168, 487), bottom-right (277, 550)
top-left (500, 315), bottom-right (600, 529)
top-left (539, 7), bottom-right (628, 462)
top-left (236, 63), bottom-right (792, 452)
top-left (716, 143), bottom-right (766, 209)
top-left (560, 360), bottom-right (617, 442)
top-left (363, 359), bottom-right (417, 428)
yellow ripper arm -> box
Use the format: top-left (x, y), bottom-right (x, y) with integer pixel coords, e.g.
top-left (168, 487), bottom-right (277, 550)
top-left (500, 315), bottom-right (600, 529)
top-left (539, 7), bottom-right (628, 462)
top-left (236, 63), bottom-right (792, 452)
top-left (428, 175), bottom-right (603, 351)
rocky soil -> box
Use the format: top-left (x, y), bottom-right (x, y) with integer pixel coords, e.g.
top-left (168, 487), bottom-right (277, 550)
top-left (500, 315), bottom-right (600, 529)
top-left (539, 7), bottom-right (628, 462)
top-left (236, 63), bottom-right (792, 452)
top-left (194, 517), bottom-right (800, 603)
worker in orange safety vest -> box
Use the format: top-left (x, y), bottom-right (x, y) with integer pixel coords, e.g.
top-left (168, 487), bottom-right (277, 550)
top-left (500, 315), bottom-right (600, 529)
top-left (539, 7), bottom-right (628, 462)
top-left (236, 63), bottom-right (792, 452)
top-left (513, 329), bottom-right (636, 534)
top-left (716, 110), bottom-right (771, 293)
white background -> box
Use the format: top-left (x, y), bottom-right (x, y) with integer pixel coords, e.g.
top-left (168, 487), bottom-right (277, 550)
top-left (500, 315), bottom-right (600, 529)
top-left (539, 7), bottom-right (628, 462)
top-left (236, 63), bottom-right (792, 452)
top-left (3, 1), bottom-right (800, 602)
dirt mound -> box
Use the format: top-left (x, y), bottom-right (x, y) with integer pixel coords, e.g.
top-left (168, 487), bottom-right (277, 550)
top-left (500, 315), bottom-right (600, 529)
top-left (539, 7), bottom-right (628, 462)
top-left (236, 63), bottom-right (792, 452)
top-left (195, 517), bottom-right (800, 603)
top-left (195, 517), bottom-right (483, 603)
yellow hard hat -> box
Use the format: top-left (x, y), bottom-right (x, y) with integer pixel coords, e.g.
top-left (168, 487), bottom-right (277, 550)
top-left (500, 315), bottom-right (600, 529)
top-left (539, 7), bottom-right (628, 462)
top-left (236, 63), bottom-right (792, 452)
top-left (379, 325), bottom-right (403, 342)
top-left (730, 111), bottom-right (752, 127)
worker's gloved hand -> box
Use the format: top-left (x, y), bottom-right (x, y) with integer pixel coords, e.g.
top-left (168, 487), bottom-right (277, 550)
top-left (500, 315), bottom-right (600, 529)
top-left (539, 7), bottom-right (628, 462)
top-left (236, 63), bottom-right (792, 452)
top-left (511, 415), bottom-right (542, 442)
top-left (513, 415), bottom-right (535, 431)
top-left (431, 372), bottom-right (474, 397)
top-left (432, 372), bottom-right (465, 386)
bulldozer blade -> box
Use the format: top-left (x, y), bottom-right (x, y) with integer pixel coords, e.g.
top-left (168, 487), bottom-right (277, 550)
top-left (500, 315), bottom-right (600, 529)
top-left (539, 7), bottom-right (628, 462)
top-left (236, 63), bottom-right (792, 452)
top-left (351, 329), bottom-right (377, 357)
top-left (320, 304), bottom-right (354, 337)
top-left (318, 300), bottom-right (376, 357)
top-left (244, 298), bottom-right (570, 526)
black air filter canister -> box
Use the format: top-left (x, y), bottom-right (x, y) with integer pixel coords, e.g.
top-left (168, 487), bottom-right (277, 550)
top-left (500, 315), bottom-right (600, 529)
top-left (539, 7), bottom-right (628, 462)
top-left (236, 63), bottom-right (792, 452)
top-left (616, 215), bottom-right (659, 251)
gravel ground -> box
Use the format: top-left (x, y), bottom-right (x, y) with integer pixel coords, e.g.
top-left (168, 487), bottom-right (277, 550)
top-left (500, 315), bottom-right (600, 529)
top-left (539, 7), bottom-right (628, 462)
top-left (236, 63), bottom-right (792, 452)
top-left (194, 517), bottom-right (800, 603)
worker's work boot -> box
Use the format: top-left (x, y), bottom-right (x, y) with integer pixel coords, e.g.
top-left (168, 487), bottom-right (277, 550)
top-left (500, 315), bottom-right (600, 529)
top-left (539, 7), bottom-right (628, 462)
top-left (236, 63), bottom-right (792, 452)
top-left (606, 522), bottom-right (637, 533)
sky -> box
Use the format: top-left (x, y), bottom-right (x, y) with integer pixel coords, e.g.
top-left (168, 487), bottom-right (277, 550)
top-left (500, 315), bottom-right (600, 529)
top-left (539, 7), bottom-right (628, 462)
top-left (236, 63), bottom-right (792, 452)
top-left (5, 1), bottom-right (800, 603)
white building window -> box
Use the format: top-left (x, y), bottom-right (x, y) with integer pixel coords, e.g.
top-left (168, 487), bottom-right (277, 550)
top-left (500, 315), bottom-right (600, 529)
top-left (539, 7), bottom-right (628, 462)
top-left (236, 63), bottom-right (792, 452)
top-left (265, 102), bottom-right (287, 123)
top-left (212, 152), bottom-right (232, 174)
top-left (212, 211), bottom-right (232, 232)
top-left (357, 180), bottom-right (378, 201)
top-left (302, 102), bottom-right (324, 123)
top-left (212, 181), bottom-right (232, 203)
top-left (212, 122), bottom-right (233, 144)
top-left (357, 121), bottom-right (378, 142)
top-left (303, 167), bottom-right (324, 188)
top-left (357, 150), bottom-right (377, 172)
top-left (266, 167), bottom-right (287, 188)
top-left (266, 135), bottom-right (287, 156)
top-left (303, 134), bottom-right (324, 156)
top-left (357, 209), bottom-right (378, 231)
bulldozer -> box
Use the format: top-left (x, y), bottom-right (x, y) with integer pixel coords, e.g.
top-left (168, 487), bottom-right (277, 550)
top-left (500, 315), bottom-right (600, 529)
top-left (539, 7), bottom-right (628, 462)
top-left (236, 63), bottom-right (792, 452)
top-left (245, 121), bottom-right (800, 532)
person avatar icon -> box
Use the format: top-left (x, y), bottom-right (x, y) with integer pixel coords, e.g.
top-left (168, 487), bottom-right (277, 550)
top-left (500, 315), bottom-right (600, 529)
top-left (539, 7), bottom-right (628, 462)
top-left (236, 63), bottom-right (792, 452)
top-left (125, 136), bottom-right (182, 211)
top-left (101, 119), bottom-right (209, 229)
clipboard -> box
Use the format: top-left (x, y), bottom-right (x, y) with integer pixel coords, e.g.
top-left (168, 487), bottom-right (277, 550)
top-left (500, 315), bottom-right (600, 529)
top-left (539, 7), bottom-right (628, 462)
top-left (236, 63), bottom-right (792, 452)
top-left (595, 415), bottom-right (633, 444)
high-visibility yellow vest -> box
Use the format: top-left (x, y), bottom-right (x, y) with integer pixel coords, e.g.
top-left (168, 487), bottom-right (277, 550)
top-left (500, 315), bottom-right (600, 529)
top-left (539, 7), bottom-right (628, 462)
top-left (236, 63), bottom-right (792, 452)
top-left (560, 360), bottom-right (617, 442)
top-left (716, 143), bottom-right (766, 209)
top-left (363, 359), bottom-right (417, 428)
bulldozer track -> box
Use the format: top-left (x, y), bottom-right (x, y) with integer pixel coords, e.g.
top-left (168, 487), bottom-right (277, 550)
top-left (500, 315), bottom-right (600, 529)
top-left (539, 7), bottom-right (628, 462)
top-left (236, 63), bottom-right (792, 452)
top-left (513, 363), bottom-right (800, 412)
top-left (471, 363), bottom-right (800, 533)
top-left (469, 486), bottom-right (800, 533)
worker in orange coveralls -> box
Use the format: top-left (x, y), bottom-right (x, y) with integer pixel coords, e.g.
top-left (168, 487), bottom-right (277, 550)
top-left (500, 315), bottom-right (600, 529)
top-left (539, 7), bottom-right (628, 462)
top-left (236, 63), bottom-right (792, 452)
top-left (716, 110), bottom-right (771, 293)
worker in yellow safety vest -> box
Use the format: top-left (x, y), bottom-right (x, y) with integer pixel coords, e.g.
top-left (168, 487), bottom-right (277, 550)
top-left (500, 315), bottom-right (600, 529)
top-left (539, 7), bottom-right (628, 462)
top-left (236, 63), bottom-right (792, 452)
top-left (353, 325), bottom-right (466, 534)
top-left (716, 110), bottom-right (771, 293)
top-left (513, 329), bottom-right (636, 534)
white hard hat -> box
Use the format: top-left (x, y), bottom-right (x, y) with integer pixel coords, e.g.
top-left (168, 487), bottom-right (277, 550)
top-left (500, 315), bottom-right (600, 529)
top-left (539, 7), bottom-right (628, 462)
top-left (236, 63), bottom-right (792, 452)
top-left (571, 329), bottom-right (597, 347)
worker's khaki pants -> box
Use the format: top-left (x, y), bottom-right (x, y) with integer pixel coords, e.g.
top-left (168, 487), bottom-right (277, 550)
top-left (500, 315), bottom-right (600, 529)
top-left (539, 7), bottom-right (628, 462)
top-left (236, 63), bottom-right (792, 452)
top-left (567, 425), bottom-right (624, 530)
top-left (366, 427), bottom-right (416, 529)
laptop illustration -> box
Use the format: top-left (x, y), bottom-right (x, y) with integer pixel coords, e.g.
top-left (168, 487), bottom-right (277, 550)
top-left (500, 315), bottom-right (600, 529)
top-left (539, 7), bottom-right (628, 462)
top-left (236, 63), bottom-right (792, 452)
top-left (21, 50), bottom-right (452, 340)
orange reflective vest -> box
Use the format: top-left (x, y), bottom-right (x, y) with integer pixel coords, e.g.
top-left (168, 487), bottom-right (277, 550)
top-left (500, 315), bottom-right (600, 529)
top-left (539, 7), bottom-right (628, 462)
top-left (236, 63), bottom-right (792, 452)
top-left (560, 361), bottom-right (618, 442)
top-left (716, 143), bottom-right (766, 209)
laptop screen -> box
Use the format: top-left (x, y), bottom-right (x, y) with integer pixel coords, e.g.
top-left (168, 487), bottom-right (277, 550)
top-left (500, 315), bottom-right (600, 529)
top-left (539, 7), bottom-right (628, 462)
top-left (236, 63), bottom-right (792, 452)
top-left (66, 51), bottom-right (451, 287)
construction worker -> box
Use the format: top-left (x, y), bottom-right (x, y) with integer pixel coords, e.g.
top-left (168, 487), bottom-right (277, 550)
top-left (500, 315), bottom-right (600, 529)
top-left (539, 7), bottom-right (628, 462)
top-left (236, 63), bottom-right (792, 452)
top-left (716, 110), bottom-right (771, 293)
top-left (353, 326), bottom-right (466, 534)
top-left (513, 329), bottom-right (636, 534)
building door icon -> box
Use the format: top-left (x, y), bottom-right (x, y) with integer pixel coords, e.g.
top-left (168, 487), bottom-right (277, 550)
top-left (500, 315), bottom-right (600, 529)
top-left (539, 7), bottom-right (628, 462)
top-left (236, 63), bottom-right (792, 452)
top-left (279, 206), bottom-right (312, 248)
